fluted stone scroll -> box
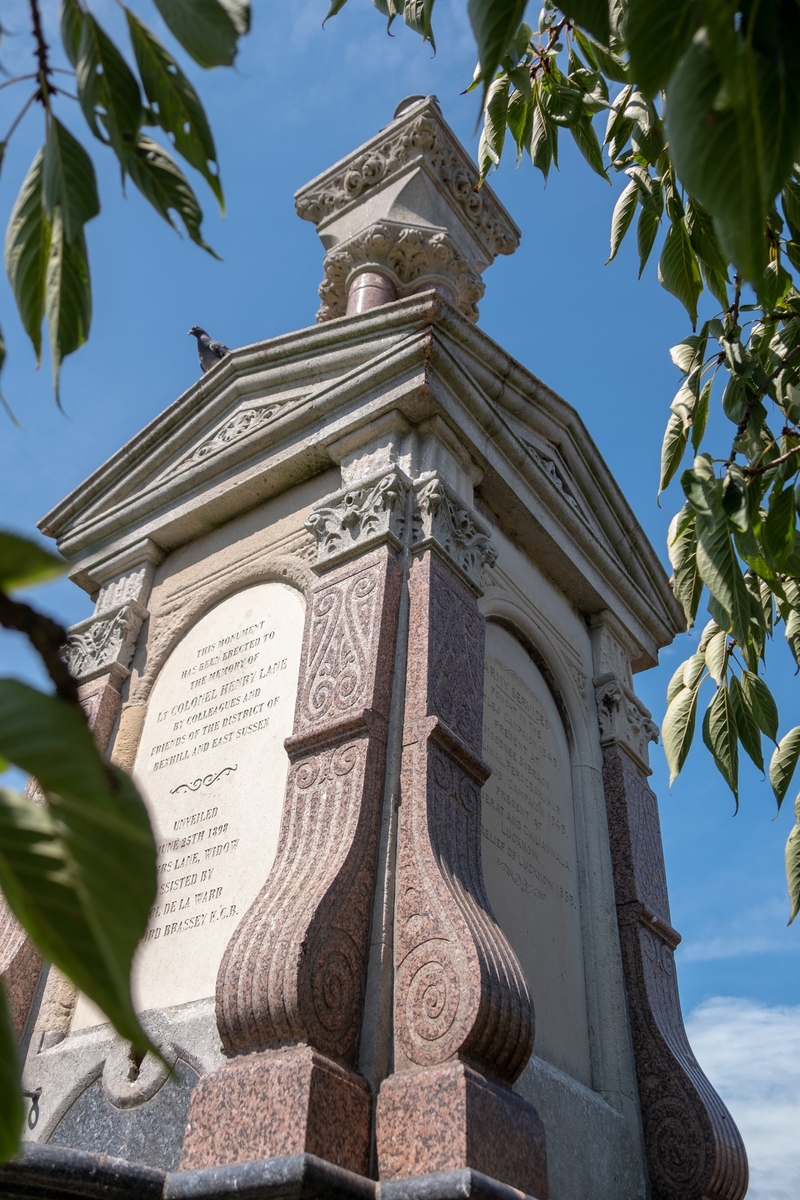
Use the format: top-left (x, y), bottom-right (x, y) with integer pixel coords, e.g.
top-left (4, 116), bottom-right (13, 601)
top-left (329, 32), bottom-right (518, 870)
top-left (592, 615), bottom-right (748, 1200)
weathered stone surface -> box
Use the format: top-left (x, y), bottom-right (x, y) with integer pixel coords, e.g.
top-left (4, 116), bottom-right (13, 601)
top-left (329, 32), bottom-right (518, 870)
top-left (181, 1048), bottom-right (371, 1174)
top-left (377, 1062), bottom-right (547, 1198)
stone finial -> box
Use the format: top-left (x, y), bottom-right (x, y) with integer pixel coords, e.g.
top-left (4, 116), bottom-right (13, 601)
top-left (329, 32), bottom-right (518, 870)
top-left (295, 95), bottom-right (520, 323)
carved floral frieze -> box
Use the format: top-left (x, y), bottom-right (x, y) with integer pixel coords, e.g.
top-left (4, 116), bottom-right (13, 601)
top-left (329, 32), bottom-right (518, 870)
top-left (305, 469), bottom-right (409, 568)
top-left (317, 221), bottom-right (485, 323)
top-left (411, 475), bottom-right (497, 593)
top-left (595, 675), bottom-right (659, 771)
top-left (295, 104), bottom-right (519, 262)
top-left (63, 601), bottom-right (148, 684)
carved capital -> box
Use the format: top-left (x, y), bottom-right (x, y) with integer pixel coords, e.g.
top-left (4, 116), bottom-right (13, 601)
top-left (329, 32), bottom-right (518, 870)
top-left (317, 221), bottom-right (485, 323)
top-left (306, 469), bottom-right (410, 572)
top-left (63, 601), bottom-right (147, 684)
top-left (595, 674), bottom-right (659, 772)
top-left (411, 474), bottom-right (496, 595)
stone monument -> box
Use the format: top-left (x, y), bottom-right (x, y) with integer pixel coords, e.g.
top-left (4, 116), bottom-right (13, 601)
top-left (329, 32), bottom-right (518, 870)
top-left (0, 96), bottom-right (747, 1200)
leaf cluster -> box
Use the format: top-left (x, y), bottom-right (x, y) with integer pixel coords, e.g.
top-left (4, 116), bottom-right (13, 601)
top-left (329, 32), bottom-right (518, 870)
top-left (0, 533), bottom-right (158, 1158)
top-left (2, 0), bottom-right (249, 400)
top-left (324, 0), bottom-right (800, 924)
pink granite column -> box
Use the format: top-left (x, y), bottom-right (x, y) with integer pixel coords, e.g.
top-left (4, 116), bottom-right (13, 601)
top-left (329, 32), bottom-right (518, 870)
top-left (592, 615), bottom-right (748, 1200)
top-left (375, 480), bottom-right (547, 1198)
top-left (182, 475), bottom-right (406, 1174)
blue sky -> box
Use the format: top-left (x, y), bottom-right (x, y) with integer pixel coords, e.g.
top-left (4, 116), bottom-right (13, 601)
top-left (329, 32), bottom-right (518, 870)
top-left (0, 2), bottom-right (797, 1193)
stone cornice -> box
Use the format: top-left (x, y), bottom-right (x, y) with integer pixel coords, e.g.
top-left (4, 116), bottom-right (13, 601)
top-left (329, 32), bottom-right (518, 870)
top-left (38, 293), bottom-right (682, 667)
top-left (294, 96), bottom-right (519, 264)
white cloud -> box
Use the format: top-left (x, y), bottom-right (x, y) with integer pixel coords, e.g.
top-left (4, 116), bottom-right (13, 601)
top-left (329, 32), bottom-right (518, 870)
top-left (686, 997), bottom-right (800, 1199)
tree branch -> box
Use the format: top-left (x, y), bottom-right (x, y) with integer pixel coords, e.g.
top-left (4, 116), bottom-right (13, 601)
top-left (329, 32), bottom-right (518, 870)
top-left (726, 343), bottom-right (800, 465)
top-left (29, 0), bottom-right (54, 110)
top-left (0, 591), bottom-right (80, 705)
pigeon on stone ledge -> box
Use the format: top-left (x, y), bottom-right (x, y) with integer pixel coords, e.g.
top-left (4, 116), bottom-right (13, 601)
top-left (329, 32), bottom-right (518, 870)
top-left (189, 326), bottom-right (231, 374)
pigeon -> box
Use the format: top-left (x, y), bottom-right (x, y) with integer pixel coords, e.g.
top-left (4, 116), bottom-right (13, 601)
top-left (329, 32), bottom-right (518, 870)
top-left (189, 326), bottom-right (231, 374)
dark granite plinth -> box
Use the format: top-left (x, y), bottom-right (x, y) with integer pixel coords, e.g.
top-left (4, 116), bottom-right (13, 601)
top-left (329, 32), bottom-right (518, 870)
top-left (1, 1147), bottom-right (541, 1200)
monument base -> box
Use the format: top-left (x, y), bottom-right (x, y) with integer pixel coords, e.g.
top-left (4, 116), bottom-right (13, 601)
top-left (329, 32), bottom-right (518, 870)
top-left (376, 1062), bottom-right (548, 1199)
top-left (180, 1046), bottom-right (371, 1175)
top-left (1, 1145), bottom-right (547, 1200)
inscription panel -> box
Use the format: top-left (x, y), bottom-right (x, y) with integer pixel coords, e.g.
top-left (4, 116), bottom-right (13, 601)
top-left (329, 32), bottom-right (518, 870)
top-left (481, 622), bottom-right (591, 1084)
top-left (72, 582), bottom-right (304, 1026)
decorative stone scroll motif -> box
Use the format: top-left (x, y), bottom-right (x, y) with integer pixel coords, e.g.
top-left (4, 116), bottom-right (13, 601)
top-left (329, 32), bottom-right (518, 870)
top-left (524, 440), bottom-right (587, 520)
top-left (317, 221), bottom-right (485, 323)
top-left (180, 393), bottom-right (307, 469)
top-left (64, 600), bottom-right (148, 684)
top-left (411, 474), bottom-right (497, 594)
top-left (295, 100), bottom-right (520, 261)
top-left (394, 552), bottom-right (534, 1084)
top-left (214, 548), bottom-right (402, 1065)
top-left (305, 468), bottom-right (409, 569)
top-left (595, 674), bottom-right (659, 772)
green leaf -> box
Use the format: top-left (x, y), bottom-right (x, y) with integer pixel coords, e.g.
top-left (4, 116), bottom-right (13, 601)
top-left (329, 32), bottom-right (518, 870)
top-left (782, 179), bottom-right (800, 242)
top-left (0, 983), bottom-right (23, 1159)
top-left (762, 486), bottom-right (796, 569)
top-left (507, 85), bottom-right (533, 161)
top-left (119, 136), bottom-right (218, 256)
top-left (703, 683), bottom-right (739, 802)
top-left (45, 212), bottom-right (92, 401)
top-left (696, 519), bottom-right (752, 647)
top-left (770, 726), bottom-right (800, 809)
top-left (76, 13), bottom-right (142, 153)
top-left (667, 650), bottom-right (705, 705)
top-left (4, 148), bottom-right (50, 363)
top-left (468, 0), bottom-right (527, 96)
top-left (736, 671), bottom-right (779, 743)
top-left (668, 504), bottom-right (702, 626)
top-left (786, 793), bottom-right (800, 924)
top-left (658, 217), bottom-right (701, 327)
top-left (478, 75), bottom-right (509, 181)
top-left (663, 682), bottom-right (700, 784)
top-left (570, 112), bottom-right (608, 180)
top-left (704, 629), bottom-right (728, 686)
top-left (60, 0), bottom-right (84, 67)
top-left (152, 0), bottom-right (243, 69)
top-left (659, 410), bottom-right (688, 493)
top-left (0, 531), bottom-right (64, 591)
top-left (403, 0), bottom-right (437, 48)
top-left (607, 179), bottom-right (638, 263)
top-left (0, 682), bottom-right (156, 1051)
top-left (685, 196), bottom-right (730, 276)
top-left (42, 118), bottom-right (99, 246)
top-left (126, 10), bottom-right (222, 209)
top-left (636, 205), bottom-right (659, 277)
top-left (561, 0), bottom-right (609, 44)
top-left (729, 674), bottom-right (764, 773)
top-left (625, 0), bottom-right (698, 98)
top-left (692, 378), bottom-right (712, 452)
top-left (666, 35), bottom-right (800, 285)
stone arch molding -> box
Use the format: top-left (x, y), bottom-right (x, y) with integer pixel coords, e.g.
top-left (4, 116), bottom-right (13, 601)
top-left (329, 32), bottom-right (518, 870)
top-left (127, 555), bottom-right (311, 708)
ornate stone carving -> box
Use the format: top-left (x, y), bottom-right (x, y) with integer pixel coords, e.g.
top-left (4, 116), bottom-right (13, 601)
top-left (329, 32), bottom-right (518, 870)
top-left (63, 601), bottom-right (147, 684)
top-left (595, 676), bottom-right (660, 772)
top-left (295, 100), bottom-right (519, 262)
top-left (317, 221), bottom-right (484, 323)
top-left (603, 747), bottom-right (748, 1200)
top-left (378, 545), bottom-right (545, 1194)
top-left (524, 440), bottom-right (584, 516)
top-left (411, 475), bottom-right (497, 593)
top-left (214, 549), bottom-right (402, 1063)
top-left (394, 553), bottom-right (533, 1082)
top-left (305, 469), bottom-right (409, 569)
top-left (181, 395), bottom-right (303, 467)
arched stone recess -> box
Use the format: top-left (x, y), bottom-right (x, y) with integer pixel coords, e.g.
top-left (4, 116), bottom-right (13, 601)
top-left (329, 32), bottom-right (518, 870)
top-left (478, 600), bottom-right (650, 1200)
top-left (70, 577), bottom-right (307, 1035)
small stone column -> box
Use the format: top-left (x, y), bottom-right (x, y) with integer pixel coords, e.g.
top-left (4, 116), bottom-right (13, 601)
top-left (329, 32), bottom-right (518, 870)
top-left (375, 476), bottom-right (548, 1199)
top-left (590, 613), bottom-right (748, 1200)
top-left (181, 470), bottom-right (407, 1175)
